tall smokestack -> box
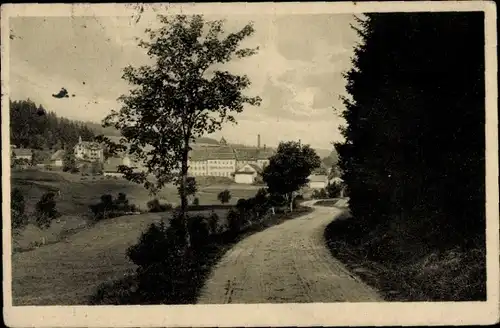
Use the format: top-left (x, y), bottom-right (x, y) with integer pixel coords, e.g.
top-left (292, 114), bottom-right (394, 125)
top-left (257, 134), bottom-right (261, 149)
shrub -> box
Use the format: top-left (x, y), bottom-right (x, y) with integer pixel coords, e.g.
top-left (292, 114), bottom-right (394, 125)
top-left (217, 189), bottom-right (231, 204)
top-left (147, 198), bottom-right (173, 212)
top-left (326, 182), bottom-right (342, 198)
top-left (89, 193), bottom-right (137, 221)
top-left (235, 198), bottom-right (248, 211)
top-left (11, 188), bottom-right (28, 232)
top-left (127, 221), bottom-right (184, 268)
top-left (34, 192), bottom-right (60, 229)
top-left (227, 209), bottom-right (246, 235)
top-left (207, 211), bottom-right (220, 235)
top-left (192, 197), bottom-right (200, 206)
top-left (312, 188), bottom-right (328, 199)
top-left (187, 215), bottom-right (210, 249)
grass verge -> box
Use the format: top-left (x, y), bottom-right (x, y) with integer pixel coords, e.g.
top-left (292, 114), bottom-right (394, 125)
top-left (324, 210), bottom-right (486, 301)
top-left (89, 206), bottom-right (313, 305)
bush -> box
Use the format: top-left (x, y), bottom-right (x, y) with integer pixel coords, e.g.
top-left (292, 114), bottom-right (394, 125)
top-left (192, 197), bottom-right (200, 206)
top-left (187, 215), bottom-right (210, 249)
top-left (217, 189), bottom-right (231, 204)
top-left (34, 192), bottom-right (60, 229)
top-left (147, 199), bottom-right (173, 212)
top-left (207, 211), bottom-right (220, 235)
top-left (227, 209), bottom-right (246, 235)
top-left (312, 188), bottom-right (328, 199)
top-left (127, 221), bottom-right (185, 268)
top-left (326, 182), bottom-right (342, 198)
top-left (89, 193), bottom-right (137, 221)
top-left (11, 188), bottom-right (28, 232)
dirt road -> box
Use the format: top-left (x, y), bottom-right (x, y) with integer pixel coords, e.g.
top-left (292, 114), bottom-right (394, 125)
top-left (197, 201), bottom-right (383, 303)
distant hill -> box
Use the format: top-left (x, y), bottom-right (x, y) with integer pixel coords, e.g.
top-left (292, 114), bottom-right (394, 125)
top-left (315, 148), bottom-right (334, 159)
top-left (82, 121), bottom-right (122, 137)
top-left (10, 99), bottom-right (95, 150)
top-left (321, 150), bottom-right (339, 168)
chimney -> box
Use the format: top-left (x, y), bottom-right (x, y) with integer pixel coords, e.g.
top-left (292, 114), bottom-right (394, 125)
top-left (257, 134), bottom-right (261, 149)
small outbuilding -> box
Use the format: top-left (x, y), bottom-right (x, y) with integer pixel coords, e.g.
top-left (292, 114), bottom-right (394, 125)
top-left (234, 163), bottom-right (262, 184)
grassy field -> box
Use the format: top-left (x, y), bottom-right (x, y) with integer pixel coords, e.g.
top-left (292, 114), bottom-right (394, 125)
top-left (11, 169), bottom-right (259, 252)
top-left (12, 207), bottom-right (234, 305)
top-left (10, 168), bottom-right (263, 304)
top-left (324, 208), bottom-right (486, 301)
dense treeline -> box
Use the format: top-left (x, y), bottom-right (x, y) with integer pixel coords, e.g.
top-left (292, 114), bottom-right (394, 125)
top-left (336, 12), bottom-right (485, 255)
top-left (10, 99), bottom-right (95, 150)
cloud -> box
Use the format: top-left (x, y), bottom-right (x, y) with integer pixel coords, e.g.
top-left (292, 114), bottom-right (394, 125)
top-left (9, 13), bottom-right (356, 148)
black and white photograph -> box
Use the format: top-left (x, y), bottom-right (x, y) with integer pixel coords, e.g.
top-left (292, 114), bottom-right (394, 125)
top-left (2, 2), bottom-right (498, 327)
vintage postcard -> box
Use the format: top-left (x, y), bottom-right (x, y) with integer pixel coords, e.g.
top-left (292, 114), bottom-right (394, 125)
top-left (2, 1), bottom-right (499, 327)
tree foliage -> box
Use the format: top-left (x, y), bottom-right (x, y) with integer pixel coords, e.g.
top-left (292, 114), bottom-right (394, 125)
top-left (62, 149), bottom-right (78, 173)
top-left (11, 187), bottom-right (28, 231)
top-left (335, 12), bottom-right (485, 248)
top-left (262, 141), bottom-right (321, 211)
top-left (34, 192), bottom-right (60, 229)
top-left (99, 14), bottom-right (261, 246)
top-left (217, 189), bottom-right (231, 204)
top-left (10, 99), bottom-right (94, 150)
top-left (179, 176), bottom-right (197, 201)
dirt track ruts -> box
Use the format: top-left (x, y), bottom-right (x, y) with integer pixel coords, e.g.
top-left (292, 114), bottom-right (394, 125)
top-left (197, 201), bottom-right (383, 303)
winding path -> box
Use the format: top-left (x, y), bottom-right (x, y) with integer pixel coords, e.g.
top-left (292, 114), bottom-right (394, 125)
top-left (197, 200), bottom-right (383, 303)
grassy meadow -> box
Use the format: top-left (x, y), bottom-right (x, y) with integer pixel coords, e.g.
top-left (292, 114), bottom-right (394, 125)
top-left (10, 168), bottom-right (260, 305)
top-left (11, 169), bottom-right (259, 252)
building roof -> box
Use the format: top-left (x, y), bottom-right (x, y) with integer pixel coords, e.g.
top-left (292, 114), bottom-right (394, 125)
top-left (235, 163), bottom-right (262, 175)
top-left (308, 174), bottom-right (328, 183)
top-left (12, 148), bottom-right (32, 157)
top-left (235, 163), bottom-right (262, 174)
top-left (50, 149), bottom-right (65, 160)
top-left (234, 147), bottom-right (274, 161)
top-left (206, 145), bottom-right (236, 160)
top-left (188, 144), bottom-right (274, 162)
top-left (192, 137), bottom-right (220, 146)
top-left (77, 140), bottom-right (102, 150)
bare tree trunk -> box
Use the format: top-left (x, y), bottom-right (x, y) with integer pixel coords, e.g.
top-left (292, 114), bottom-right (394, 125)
top-left (180, 146), bottom-right (191, 248)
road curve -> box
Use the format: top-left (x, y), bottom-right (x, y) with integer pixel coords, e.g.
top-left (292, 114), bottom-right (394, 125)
top-left (197, 200), bottom-right (383, 303)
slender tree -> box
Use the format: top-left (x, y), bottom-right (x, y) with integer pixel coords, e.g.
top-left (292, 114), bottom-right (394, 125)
top-left (99, 15), bottom-right (261, 247)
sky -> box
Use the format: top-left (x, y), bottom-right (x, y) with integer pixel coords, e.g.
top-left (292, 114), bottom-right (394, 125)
top-left (9, 11), bottom-right (361, 150)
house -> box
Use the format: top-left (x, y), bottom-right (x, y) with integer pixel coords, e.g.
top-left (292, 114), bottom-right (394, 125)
top-left (12, 148), bottom-right (33, 161)
top-left (50, 149), bottom-right (65, 167)
top-left (234, 163), bottom-right (262, 184)
top-left (103, 155), bottom-right (139, 177)
top-left (74, 136), bottom-right (104, 162)
top-left (308, 174), bottom-right (328, 189)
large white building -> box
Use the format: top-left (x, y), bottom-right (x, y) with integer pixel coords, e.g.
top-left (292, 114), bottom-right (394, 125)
top-left (187, 135), bottom-right (274, 180)
top-left (74, 136), bottom-right (104, 162)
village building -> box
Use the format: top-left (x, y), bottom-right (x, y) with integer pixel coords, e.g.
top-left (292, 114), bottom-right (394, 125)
top-left (74, 136), bottom-right (104, 162)
top-left (234, 163), bottom-right (262, 184)
top-left (187, 135), bottom-right (274, 180)
top-left (50, 149), bottom-right (65, 167)
top-left (102, 155), bottom-right (137, 178)
top-left (308, 174), bottom-right (329, 189)
top-left (11, 148), bottom-right (33, 162)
